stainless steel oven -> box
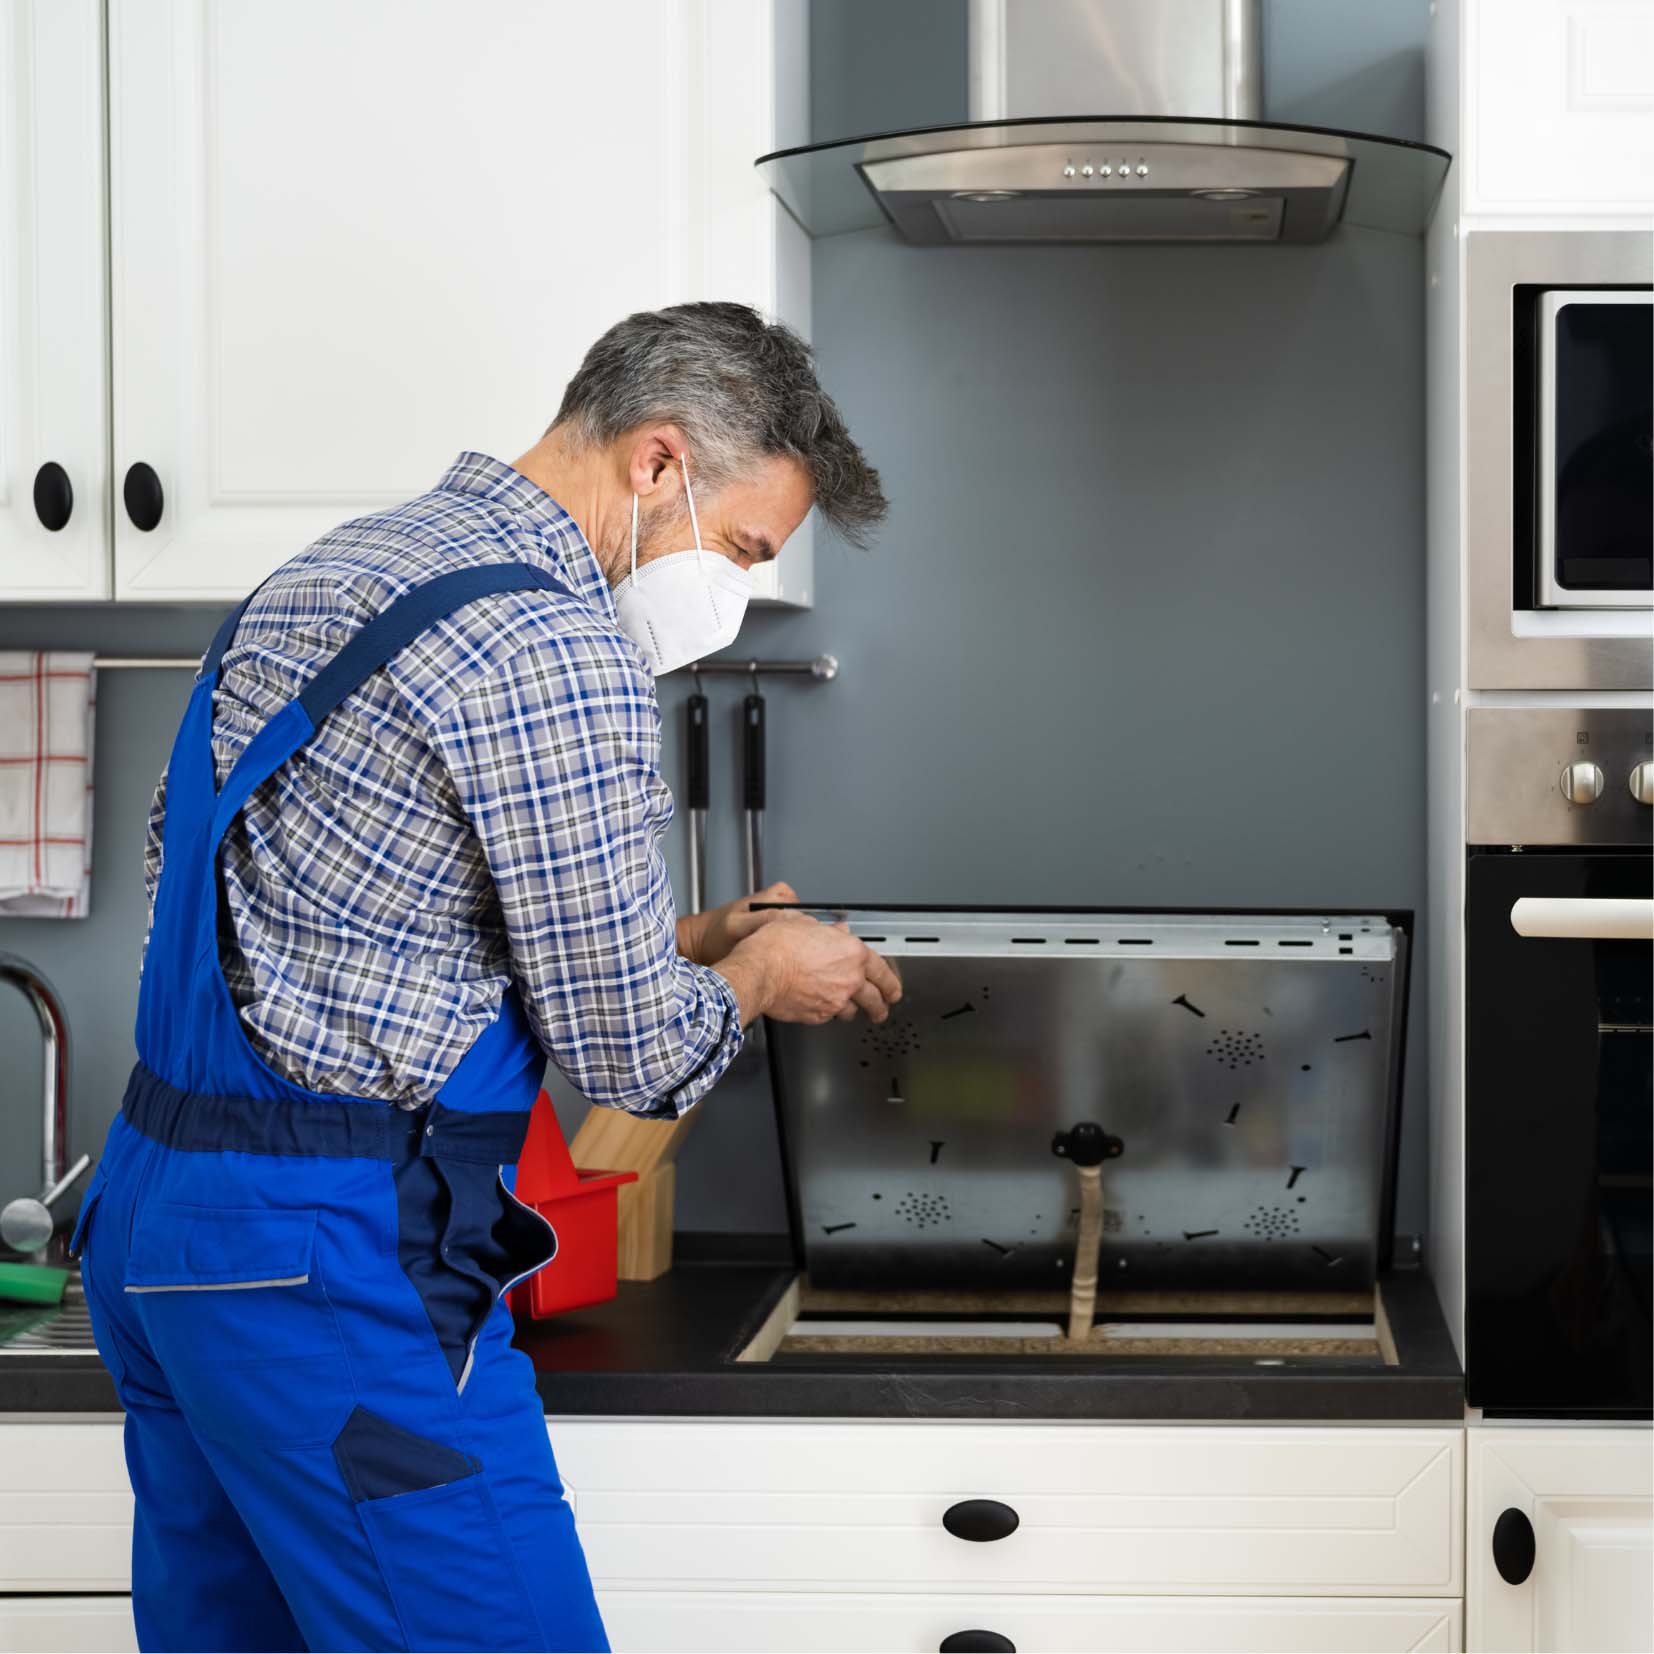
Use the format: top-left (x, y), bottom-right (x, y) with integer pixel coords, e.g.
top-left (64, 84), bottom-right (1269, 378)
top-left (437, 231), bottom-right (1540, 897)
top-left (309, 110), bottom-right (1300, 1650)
top-left (1465, 708), bottom-right (1652, 1419)
top-left (1535, 290), bottom-right (1651, 610)
top-left (1467, 230), bottom-right (1653, 690)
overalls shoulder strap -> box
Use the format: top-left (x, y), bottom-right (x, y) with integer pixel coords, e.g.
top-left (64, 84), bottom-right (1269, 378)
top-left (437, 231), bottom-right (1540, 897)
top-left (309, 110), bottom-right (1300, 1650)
top-left (209, 563), bottom-right (569, 847)
top-left (137, 561), bottom-right (569, 1104)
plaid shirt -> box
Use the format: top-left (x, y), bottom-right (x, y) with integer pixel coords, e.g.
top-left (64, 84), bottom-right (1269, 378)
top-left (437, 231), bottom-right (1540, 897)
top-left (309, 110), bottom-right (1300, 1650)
top-left (143, 453), bottom-right (741, 1116)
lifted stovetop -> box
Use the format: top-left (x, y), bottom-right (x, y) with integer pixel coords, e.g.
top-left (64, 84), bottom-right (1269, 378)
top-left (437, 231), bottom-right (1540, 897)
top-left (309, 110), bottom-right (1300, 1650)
top-left (766, 909), bottom-right (1411, 1296)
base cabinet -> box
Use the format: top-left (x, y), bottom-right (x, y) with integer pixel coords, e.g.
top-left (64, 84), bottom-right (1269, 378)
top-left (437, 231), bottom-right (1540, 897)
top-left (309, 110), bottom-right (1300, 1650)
top-left (0, 1589), bottom-right (1463, 1654)
top-left (553, 1420), bottom-right (1464, 1597)
top-left (598, 1591), bottom-right (1462, 1653)
top-left (0, 1424), bottom-right (131, 1592)
top-left (0, 1597), bottom-right (136, 1653)
top-left (0, 1418), bottom-right (1472, 1653)
top-left (1467, 1427), bottom-right (1654, 1653)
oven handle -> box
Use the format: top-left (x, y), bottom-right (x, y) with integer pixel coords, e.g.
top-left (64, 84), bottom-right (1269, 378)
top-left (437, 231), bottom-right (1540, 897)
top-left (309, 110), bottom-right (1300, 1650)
top-left (1510, 898), bottom-right (1654, 941)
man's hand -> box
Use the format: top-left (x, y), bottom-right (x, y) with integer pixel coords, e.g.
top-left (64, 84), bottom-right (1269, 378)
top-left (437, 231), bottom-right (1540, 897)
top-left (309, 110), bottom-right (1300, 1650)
top-left (678, 881), bottom-right (799, 966)
top-left (714, 911), bottom-right (902, 1028)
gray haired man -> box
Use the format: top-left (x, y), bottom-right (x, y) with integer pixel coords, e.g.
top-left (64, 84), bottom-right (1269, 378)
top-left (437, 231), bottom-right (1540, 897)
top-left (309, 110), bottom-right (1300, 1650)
top-left (105, 300), bottom-right (897, 1651)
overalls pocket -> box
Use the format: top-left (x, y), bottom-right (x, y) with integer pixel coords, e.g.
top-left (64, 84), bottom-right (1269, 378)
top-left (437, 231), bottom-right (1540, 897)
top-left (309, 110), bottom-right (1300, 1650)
top-left (394, 1156), bottom-right (556, 1389)
top-left (332, 1405), bottom-right (550, 1649)
top-left (332, 1404), bottom-right (480, 1501)
top-left (124, 1203), bottom-right (355, 1446)
top-left (67, 1165), bottom-right (108, 1260)
top-left (352, 1470), bottom-right (546, 1653)
top-left (68, 1168), bottom-right (127, 1391)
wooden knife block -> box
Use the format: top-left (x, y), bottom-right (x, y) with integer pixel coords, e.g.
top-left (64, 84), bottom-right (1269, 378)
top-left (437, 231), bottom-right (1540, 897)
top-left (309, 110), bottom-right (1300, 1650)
top-left (568, 1103), bottom-right (697, 1282)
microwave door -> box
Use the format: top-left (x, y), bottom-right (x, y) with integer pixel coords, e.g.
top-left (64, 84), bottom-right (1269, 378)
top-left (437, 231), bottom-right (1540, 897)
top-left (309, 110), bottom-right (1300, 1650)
top-left (1537, 291), bottom-right (1653, 611)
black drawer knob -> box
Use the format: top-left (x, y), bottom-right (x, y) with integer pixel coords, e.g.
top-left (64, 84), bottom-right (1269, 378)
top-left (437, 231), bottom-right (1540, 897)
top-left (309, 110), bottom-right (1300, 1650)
top-left (32, 462), bottom-right (73, 531)
top-left (942, 1498), bottom-right (1020, 1542)
top-left (123, 461), bottom-right (164, 532)
top-left (1493, 1506), bottom-right (1536, 1585)
top-left (939, 1634), bottom-right (1014, 1654)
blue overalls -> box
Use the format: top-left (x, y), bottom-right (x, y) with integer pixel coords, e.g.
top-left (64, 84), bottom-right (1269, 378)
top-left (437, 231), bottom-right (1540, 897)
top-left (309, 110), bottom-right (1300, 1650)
top-left (71, 565), bottom-right (610, 1653)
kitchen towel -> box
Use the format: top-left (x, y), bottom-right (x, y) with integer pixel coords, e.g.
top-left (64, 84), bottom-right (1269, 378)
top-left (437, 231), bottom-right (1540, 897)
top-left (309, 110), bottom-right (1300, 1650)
top-left (0, 652), bottom-right (97, 918)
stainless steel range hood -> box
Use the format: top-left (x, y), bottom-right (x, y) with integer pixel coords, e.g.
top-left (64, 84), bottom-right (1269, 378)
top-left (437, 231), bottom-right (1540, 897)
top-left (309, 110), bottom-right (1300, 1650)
top-left (758, 0), bottom-right (1450, 245)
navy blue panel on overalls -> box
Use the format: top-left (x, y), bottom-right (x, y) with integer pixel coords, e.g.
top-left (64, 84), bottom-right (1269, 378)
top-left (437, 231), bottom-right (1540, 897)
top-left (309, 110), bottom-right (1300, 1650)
top-left (71, 565), bottom-right (609, 1654)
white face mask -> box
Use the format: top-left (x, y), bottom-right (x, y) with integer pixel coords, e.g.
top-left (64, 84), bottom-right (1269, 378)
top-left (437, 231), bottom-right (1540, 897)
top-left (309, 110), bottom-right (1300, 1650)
top-left (612, 458), bottom-right (752, 677)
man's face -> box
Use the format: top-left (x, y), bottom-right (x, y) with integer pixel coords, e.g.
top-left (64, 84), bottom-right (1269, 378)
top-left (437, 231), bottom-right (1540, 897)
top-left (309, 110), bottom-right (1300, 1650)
top-left (631, 450), bottom-right (812, 578)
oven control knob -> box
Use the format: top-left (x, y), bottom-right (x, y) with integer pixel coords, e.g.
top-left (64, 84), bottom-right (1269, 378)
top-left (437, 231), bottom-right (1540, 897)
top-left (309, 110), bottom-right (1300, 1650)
top-left (1630, 762), bottom-right (1654, 806)
top-left (1560, 761), bottom-right (1605, 804)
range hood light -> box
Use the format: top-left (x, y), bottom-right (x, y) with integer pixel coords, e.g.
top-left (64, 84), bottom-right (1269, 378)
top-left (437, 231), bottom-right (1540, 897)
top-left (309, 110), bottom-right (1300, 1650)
top-left (1193, 187), bottom-right (1260, 202)
top-left (950, 189), bottom-right (1022, 203)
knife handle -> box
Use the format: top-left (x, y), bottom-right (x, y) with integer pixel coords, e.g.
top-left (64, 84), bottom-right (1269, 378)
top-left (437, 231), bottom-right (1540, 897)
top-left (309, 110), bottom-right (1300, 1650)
top-left (742, 694), bottom-right (765, 812)
top-left (686, 695), bottom-right (709, 811)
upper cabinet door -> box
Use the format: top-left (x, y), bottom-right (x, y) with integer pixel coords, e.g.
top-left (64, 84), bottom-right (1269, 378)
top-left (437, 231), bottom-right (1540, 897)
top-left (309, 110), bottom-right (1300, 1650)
top-left (0, 0), bottom-right (109, 599)
top-left (109, 0), bottom-right (809, 603)
top-left (1463, 0), bottom-right (1654, 217)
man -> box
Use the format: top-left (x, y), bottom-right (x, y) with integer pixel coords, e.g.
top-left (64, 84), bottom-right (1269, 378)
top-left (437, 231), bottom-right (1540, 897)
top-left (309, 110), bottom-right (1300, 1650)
top-left (72, 303), bottom-right (898, 1653)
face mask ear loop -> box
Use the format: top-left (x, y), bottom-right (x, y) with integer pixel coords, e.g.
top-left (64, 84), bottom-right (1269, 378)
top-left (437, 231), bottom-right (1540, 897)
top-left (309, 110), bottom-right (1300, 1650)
top-left (680, 455), bottom-right (705, 571)
top-left (630, 491), bottom-right (639, 582)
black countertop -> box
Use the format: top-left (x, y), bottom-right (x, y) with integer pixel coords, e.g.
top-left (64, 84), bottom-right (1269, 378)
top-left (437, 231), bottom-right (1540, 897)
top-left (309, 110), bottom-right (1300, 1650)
top-left (3, 1241), bottom-right (1462, 1421)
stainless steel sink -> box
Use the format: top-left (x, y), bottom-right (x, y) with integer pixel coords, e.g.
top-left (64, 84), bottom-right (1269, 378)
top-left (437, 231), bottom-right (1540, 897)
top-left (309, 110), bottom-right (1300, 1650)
top-left (0, 1267), bottom-right (101, 1354)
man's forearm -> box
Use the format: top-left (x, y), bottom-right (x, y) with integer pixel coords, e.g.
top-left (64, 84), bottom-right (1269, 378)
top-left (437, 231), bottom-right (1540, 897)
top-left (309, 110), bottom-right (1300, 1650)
top-left (713, 947), bottom-right (771, 1028)
top-left (676, 913), bottom-right (707, 965)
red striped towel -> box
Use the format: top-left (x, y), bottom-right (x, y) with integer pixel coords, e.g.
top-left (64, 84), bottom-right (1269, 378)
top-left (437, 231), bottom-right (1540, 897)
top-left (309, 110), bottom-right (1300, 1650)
top-left (0, 652), bottom-right (97, 918)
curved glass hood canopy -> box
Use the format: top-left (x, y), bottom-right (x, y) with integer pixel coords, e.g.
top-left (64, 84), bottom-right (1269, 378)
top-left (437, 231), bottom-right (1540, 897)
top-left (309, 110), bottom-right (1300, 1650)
top-left (757, 117), bottom-right (1452, 245)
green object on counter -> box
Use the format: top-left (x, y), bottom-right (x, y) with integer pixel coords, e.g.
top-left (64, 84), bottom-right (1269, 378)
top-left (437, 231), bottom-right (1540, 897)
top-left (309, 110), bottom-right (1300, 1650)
top-left (0, 1261), bottom-right (69, 1305)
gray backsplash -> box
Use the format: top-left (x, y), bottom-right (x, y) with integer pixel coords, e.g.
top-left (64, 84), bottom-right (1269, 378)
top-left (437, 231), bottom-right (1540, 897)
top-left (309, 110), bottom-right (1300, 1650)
top-left (2, 0), bottom-right (1432, 1251)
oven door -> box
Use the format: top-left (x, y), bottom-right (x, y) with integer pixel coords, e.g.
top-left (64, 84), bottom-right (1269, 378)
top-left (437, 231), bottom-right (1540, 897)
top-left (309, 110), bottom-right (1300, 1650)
top-left (1536, 291), bottom-right (1653, 610)
top-left (1466, 851), bottom-right (1652, 1418)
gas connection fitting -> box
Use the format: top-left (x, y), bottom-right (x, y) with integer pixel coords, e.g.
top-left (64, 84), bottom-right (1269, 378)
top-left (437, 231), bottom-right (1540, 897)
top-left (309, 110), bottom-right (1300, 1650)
top-left (1051, 1121), bottom-right (1125, 1343)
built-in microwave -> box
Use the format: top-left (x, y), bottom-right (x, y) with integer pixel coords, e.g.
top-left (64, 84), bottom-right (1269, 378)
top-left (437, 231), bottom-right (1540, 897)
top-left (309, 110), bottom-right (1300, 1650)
top-left (1465, 230), bottom-right (1652, 691)
top-left (1533, 290), bottom-right (1651, 610)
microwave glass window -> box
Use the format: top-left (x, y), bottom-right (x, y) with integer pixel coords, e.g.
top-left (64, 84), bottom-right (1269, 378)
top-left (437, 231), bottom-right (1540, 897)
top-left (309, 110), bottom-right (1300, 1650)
top-left (1553, 300), bottom-right (1652, 593)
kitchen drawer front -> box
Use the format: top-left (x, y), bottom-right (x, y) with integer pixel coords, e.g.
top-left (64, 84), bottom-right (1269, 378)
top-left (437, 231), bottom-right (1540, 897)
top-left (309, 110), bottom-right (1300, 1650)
top-left (0, 1423), bottom-right (132, 1591)
top-left (596, 1590), bottom-right (1463, 1653)
top-left (551, 1420), bottom-right (1463, 1595)
top-left (0, 1597), bottom-right (137, 1653)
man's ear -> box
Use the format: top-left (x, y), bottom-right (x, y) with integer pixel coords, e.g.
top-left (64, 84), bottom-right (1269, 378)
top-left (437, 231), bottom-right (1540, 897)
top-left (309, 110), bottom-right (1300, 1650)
top-left (627, 425), bottom-right (688, 500)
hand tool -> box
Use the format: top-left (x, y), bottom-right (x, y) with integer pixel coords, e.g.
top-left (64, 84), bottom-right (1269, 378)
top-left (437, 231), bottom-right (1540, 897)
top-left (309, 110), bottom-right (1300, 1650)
top-left (685, 676), bottom-right (709, 915)
top-left (742, 669), bottom-right (765, 894)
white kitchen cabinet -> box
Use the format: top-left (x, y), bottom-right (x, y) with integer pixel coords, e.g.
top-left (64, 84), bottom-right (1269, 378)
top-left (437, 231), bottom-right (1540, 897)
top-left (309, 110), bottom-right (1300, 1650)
top-left (0, 1597), bottom-right (136, 1654)
top-left (107, 0), bottom-right (812, 605)
top-left (1467, 1426), bottom-right (1654, 1653)
top-left (598, 1590), bottom-right (1463, 1653)
top-left (2, 1416), bottom-right (1467, 1645)
top-left (1460, 0), bottom-right (1654, 217)
top-left (0, 1422), bottom-right (131, 1593)
top-left (552, 1419), bottom-right (1464, 1597)
top-left (0, 0), bottom-right (110, 599)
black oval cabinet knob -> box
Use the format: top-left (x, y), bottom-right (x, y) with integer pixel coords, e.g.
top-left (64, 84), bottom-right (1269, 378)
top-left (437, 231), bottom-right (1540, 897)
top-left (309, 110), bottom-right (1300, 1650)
top-left (32, 462), bottom-right (73, 532)
top-left (123, 461), bottom-right (164, 532)
top-left (939, 1633), bottom-right (1015, 1654)
top-left (942, 1498), bottom-right (1020, 1543)
top-left (1492, 1506), bottom-right (1536, 1585)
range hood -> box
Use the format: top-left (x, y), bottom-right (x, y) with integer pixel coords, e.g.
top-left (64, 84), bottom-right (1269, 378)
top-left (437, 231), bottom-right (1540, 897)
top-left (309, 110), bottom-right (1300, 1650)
top-left (758, 0), bottom-right (1450, 245)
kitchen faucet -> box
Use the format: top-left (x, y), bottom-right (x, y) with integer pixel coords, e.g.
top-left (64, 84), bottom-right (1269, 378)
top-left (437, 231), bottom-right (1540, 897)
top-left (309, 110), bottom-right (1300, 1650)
top-left (0, 952), bottom-right (89, 1263)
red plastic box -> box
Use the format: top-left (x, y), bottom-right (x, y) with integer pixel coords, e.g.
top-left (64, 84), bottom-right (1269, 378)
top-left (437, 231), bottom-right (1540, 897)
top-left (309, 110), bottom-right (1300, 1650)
top-left (509, 1092), bottom-right (637, 1318)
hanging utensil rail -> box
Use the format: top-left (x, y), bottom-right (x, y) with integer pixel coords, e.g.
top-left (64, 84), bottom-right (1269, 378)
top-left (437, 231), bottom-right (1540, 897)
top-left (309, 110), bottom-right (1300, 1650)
top-left (93, 653), bottom-right (841, 678)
